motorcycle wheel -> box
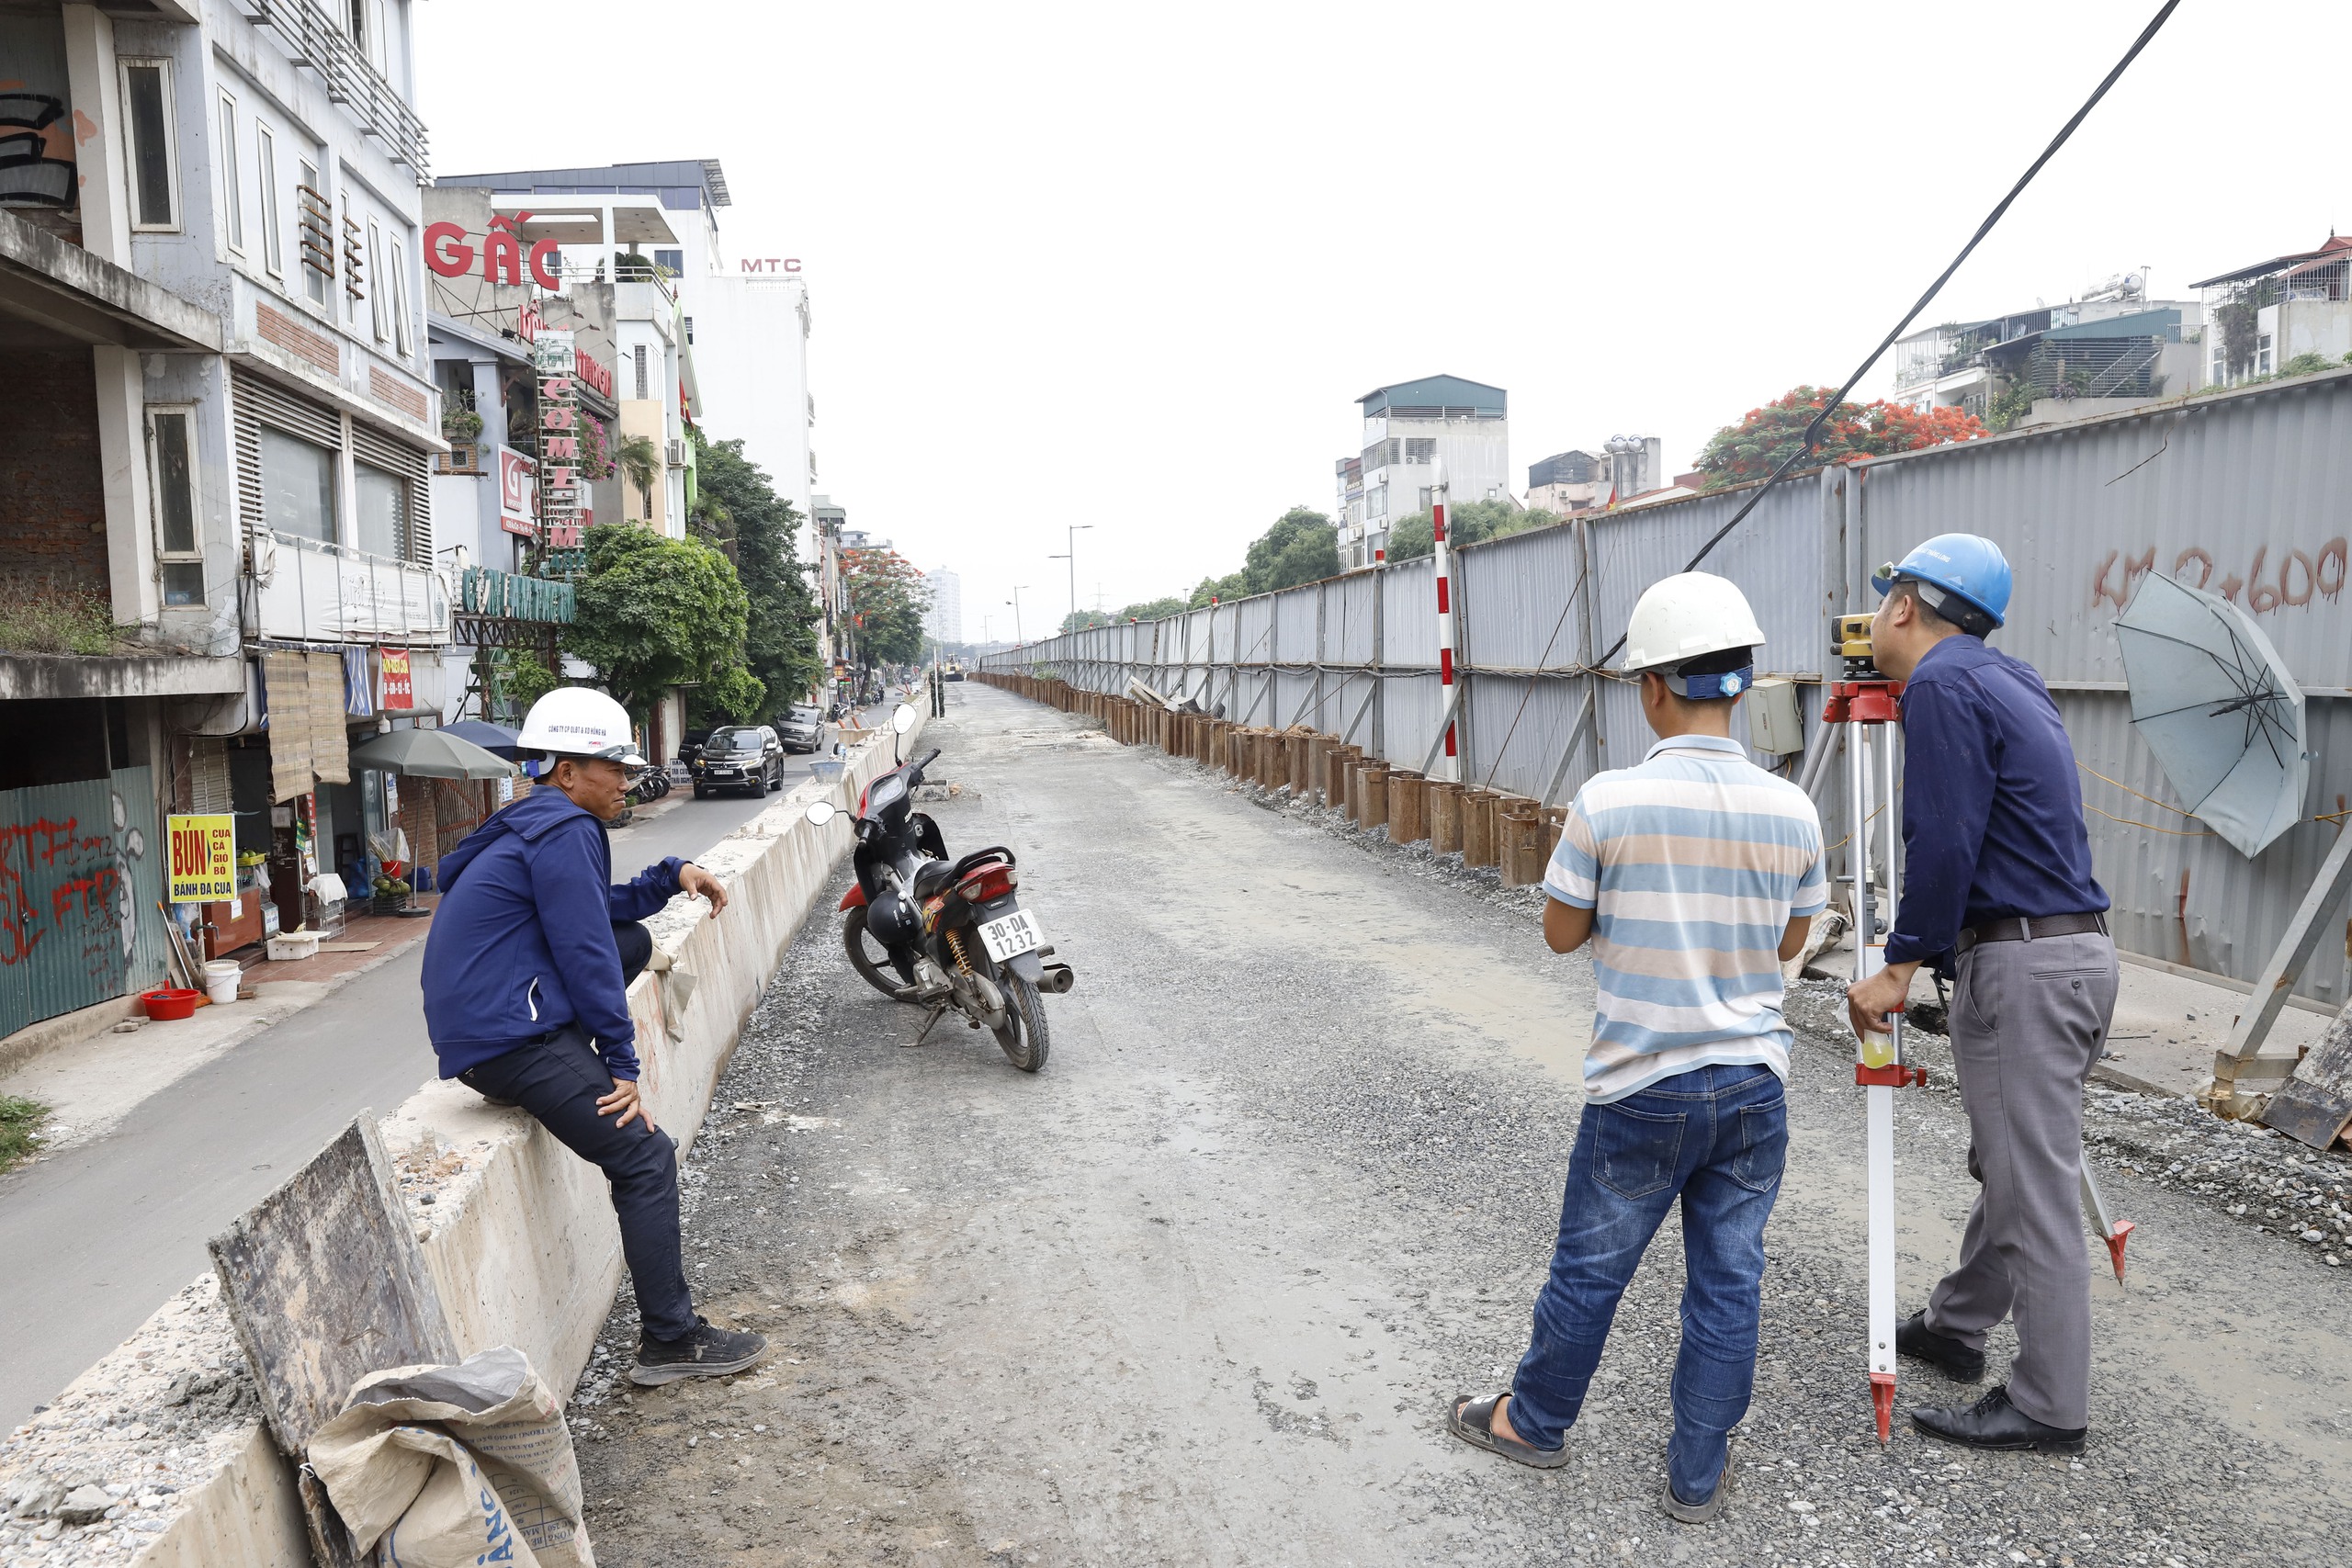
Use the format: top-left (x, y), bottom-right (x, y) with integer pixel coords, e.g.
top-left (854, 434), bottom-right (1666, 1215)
top-left (842, 905), bottom-right (920, 1003)
top-left (992, 970), bottom-right (1051, 1073)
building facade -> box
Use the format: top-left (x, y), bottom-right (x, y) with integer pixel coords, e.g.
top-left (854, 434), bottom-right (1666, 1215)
top-left (2192, 234), bottom-right (2352, 386)
top-left (923, 567), bottom-right (963, 646)
top-left (0, 0), bottom-right (447, 1037)
top-left (1892, 272), bottom-right (2206, 429)
top-left (1337, 375), bottom-right (1509, 569)
top-left (431, 160), bottom-right (815, 552)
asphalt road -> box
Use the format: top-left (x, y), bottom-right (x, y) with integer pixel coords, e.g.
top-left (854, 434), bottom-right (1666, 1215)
top-left (570, 682), bottom-right (2349, 1566)
top-left (0, 783), bottom-right (792, 1429)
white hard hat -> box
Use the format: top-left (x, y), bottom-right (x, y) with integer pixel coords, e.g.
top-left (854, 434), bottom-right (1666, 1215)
top-left (516, 687), bottom-right (646, 766)
top-left (1620, 571), bottom-right (1768, 679)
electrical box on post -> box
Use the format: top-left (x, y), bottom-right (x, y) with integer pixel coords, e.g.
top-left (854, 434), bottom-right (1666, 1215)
top-left (1746, 676), bottom-right (1805, 755)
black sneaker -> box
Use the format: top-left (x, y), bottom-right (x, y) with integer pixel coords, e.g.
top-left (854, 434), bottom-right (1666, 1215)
top-left (1895, 1310), bottom-right (1986, 1382)
top-left (629, 1317), bottom-right (767, 1385)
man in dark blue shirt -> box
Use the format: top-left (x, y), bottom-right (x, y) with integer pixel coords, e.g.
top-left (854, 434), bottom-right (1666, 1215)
top-left (1846, 535), bottom-right (2117, 1456)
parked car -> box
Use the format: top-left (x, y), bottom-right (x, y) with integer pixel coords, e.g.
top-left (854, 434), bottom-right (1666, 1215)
top-left (677, 728), bottom-right (712, 768)
top-left (777, 705), bottom-right (823, 753)
top-left (692, 725), bottom-right (784, 797)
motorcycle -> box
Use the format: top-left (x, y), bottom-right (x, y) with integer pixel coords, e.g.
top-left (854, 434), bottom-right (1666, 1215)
top-left (805, 704), bottom-right (1073, 1072)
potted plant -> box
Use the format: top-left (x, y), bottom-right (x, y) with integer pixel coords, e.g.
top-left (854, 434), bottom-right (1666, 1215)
top-left (442, 406), bottom-right (484, 443)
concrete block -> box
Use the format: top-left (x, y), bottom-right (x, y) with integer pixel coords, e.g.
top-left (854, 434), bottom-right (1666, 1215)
top-left (1430, 782), bottom-right (1465, 855)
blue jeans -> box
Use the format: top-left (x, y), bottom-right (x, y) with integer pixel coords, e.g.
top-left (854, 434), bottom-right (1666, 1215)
top-left (1510, 1062), bottom-right (1789, 1503)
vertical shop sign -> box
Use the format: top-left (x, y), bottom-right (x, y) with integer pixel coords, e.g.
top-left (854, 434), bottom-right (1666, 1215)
top-left (379, 648), bottom-right (414, 710)
top-left (534, 329), bottom-right (582, 548)
top-left (167, 814), bottom-right (237, 903)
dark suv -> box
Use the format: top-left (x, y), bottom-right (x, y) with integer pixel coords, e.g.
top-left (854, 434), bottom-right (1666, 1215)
top-left (693, 725), bottom-right (784, 797)
top-left (777, 705), bottom-right (823, 753)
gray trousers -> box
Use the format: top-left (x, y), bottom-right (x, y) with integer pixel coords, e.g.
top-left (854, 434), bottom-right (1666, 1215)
top-left (1925, 929), bottom-right (2118, 1428)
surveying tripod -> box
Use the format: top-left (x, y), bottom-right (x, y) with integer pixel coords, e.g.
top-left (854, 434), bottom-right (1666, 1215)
top-left (1823, 615), bottom-right (2134, 1443)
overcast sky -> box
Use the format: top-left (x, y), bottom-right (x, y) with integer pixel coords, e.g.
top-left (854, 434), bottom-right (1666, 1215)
top-left (418, 1), bottom-right (2339, 642)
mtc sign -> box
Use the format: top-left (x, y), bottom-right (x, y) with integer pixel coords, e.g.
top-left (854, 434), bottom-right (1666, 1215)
top-left (426, 212), bottom-right (561, 289)
top-left (741, 257), bottom-right (802, 273)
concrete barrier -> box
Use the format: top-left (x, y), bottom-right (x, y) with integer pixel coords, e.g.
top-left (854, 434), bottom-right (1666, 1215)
top-left (0, 717), bottom-right (924, 1567)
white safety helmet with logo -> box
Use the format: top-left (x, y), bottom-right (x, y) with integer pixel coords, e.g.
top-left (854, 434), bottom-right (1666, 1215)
top-left (1619, 571), bottom-right (1769, 699)
top-left (516, 687), bottom-right (647, 768)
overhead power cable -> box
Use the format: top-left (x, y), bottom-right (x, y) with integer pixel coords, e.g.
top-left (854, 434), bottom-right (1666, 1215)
top-left (1592, 0), bottom-right (2181, 670)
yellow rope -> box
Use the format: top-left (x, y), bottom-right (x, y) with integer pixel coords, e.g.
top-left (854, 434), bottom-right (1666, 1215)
top-left (2075, 761), bottom-right (2199, 818)
top-left (2081, 801), bottom-right (2215, 837)
top-left (1824, 804), bottom-right (1885, 854)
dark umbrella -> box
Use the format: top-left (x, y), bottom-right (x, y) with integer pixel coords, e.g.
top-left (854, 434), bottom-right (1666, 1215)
top-left (443, 719), bottom-right (525, 761)
top-left (346, 728), bottom-right (517, 780)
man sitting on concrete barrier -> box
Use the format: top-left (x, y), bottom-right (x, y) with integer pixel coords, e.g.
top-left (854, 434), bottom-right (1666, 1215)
top-left (422, 686), bottom-right (766, 1387)
top-left (1446, 572), bottom-right (1826, 1524)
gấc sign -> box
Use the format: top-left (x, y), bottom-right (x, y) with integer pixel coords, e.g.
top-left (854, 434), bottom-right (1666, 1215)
top-left (425, 212), bottom-right (560, 289)
top-left (167, 814), bottom-right (236, 903)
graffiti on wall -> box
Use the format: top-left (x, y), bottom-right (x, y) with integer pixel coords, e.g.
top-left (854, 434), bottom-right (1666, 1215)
top-left (0, 775), bottom-right (156, 1040)
top-left (2090, 536), bottom-right (2350, 613)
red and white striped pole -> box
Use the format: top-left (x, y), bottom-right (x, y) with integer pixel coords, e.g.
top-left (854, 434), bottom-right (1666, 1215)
top-left (1431, 458), bottom-right (1460, 782)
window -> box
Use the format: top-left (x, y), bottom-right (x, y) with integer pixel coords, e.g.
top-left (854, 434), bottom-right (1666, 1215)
top-left (1367, 485), bottom-right (1387, 521)
top-left (119, 61), bottom-right (179, 231)
top-left (2257, 333), bottom-right (2274, 377)
top-left (366, 219), bottom-right (389, 343)
top-left (297, 159), bottom-right (330, 305)
top-left (260, 426), bottom-right (337, 543)
top-left (387, 235), bottom-right (411, 355)
top-left (1404, 437), bottom-right (1436, 464)
top-left (2211, 344), bottom-right (2226, 387)
top-left (633, 344), bottom-right (649, 400)
top-left (654, 248), bottom-right (683, 276)
top-left (149, 409), bottom-right (203, 606)
top-left (683, 315), bottom-right (694, 344)
top-left (216, 92), bottom-right (243, 252)
top-left (354, 462), bottom-right (407, 559)
top-left (254, 124), bottom-right (282, 276)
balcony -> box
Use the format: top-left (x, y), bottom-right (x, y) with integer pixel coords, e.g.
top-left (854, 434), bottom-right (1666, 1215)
top-left (239, 0), bottom-right (430, 179)
top-left (248, 531), bottom-right (451, 644)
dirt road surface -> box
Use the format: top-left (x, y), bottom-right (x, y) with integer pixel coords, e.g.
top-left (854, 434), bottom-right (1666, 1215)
top-left (572, 682), bottom-right (2350, 1566)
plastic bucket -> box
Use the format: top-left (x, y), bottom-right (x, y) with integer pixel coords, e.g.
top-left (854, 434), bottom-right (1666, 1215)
top-left (203, 959), bottom-right (242, 1005)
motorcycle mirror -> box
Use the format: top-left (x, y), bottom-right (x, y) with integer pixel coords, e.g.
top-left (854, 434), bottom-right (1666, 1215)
top-left (804, 800), bottom-right (837, 827)
top-left (892, 703), bottom-right (918, 736)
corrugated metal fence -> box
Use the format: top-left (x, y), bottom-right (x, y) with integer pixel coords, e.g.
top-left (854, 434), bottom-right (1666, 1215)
top-left (984, 373), bottom-right (2352, 1005)
top-left (0, 767), bottom-right (172, 1039)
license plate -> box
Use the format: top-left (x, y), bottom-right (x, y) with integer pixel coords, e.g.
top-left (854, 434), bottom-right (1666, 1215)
top-left (977, 908), bottom-right (1043, 962)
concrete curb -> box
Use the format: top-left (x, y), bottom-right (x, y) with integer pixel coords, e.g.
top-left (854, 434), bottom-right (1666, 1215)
top-left (0, 716), bottom-right (922, 1567)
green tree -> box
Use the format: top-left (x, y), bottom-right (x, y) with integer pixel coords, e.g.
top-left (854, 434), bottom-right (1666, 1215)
top-left (1059, 609), bottom-right (1113, 634)
top-left (1242, 507), bottom-right (1339, 594)
top-left (1118, 595), bottom-right (1189, 622)
top-left (1385, 500), bottom-right (1555, 562)
top-left (1189, 572), bottom-right (1247, 608)
top-left (563, 524), bottom-right (750, 716)
top-left (691, 663), bottom-right (767, 726)
top-left (841, 547), bottom-right (932, 665)
top-left (692, 433), bottom-right (822, 714)
top-left (1695, 386), bottom-right (1985, 489)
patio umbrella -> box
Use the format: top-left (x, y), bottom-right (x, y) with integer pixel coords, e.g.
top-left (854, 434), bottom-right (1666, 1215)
top-left (2112, 572), bottom-right (2306, 859)
top-left (442, 719), bottom-right (525, 760)
top-left (346, 727), bottom-right (518, 781)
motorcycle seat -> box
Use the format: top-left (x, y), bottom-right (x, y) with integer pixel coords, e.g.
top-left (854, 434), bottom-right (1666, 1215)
top-left (910, 858), bottom-right (957, 898)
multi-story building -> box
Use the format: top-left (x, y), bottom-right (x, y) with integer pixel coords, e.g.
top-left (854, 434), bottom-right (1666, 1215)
top-left (923, 568), bottom-right (963, 646)
top-left (0, 0), bottom-right (445, 1035)
top-left (431, 159), bottom-right (815, 547)
top-left (1525, 437), bottom-right (1672, 513)
top-left (1891, 271), bottom-right (2205, 428)
top-left (2192, 234), bottom-right (2352, 385)
top-left (1337, 375), bottom-right (1509, 569)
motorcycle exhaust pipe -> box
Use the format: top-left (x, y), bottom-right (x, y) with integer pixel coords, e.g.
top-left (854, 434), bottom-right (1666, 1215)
top-left (1041, 964), bottom-right (1076, 995)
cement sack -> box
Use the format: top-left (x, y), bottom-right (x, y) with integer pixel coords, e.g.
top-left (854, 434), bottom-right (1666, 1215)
top-left (308, 1345), bottom-right (594, 1568)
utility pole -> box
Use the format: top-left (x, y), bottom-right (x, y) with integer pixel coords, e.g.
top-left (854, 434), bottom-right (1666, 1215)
top-left (1009, 586), bottom-right (1028, 646)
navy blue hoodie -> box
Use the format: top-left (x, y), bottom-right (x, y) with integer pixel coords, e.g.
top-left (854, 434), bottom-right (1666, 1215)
top-left (421, 786), bottom-right (684, 1081)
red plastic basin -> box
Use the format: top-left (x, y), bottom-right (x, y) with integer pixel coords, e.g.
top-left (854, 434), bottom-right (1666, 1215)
top-left (141, 987), bottom-right (201, 1021)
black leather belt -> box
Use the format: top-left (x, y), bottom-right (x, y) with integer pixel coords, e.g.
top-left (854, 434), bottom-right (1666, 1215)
top-left (1955, 911), bottom-right (2109, 954)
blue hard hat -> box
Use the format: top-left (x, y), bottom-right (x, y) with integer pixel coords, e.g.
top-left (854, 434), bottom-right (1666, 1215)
top-left (1871, 533), bottom-right (2012, 631)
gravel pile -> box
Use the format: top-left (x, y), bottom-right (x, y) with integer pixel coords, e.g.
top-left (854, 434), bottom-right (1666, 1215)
top-left (0, 1278), bottom-right (260, 1568)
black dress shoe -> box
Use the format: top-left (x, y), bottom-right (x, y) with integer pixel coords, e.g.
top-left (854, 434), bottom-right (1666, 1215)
top-left (1895, 1310), bottom-right (1985, 1382)
top-left (1911, 1385), bottom-right (2086, 1454)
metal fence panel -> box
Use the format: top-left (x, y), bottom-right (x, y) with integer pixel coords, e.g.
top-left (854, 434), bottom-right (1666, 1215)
top-left (0, 769), bottom-right (168, 1040)
top-left (1329, 571), bottom-right (1379, 668)
top-left (1457, 525), bottom-right (1586, 672)
top-left (1381, 557), bottom-right (1437, 669)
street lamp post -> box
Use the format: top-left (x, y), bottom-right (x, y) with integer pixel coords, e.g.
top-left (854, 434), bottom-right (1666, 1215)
top-left (1062, 524), bottom-right (1092, 631)
top-left (1008, 586), bottom-right (1028, 646)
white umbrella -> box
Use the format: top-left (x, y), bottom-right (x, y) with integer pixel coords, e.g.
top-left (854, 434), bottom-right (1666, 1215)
top-left (2112, 573), bottom-right (2306, 858)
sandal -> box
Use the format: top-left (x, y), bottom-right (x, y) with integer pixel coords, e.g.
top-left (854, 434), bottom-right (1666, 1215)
top-left (1446, 1393), bottom-right (1570, 1469)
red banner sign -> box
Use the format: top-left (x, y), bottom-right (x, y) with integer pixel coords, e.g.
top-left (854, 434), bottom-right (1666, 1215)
top-left (379, 648), bottom-right (414, 711)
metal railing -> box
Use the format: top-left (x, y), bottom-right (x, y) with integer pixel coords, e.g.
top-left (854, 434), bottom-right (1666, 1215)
top-left (242, 0), bottom-right (430, 179)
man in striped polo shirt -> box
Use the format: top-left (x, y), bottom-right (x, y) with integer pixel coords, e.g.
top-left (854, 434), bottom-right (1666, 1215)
top-left (1449, 572), bottom-right (1826, 1524)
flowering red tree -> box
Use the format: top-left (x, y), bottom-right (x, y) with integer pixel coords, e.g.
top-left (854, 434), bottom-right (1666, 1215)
top-left (1695, 386), bottom-right (1986, 488)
